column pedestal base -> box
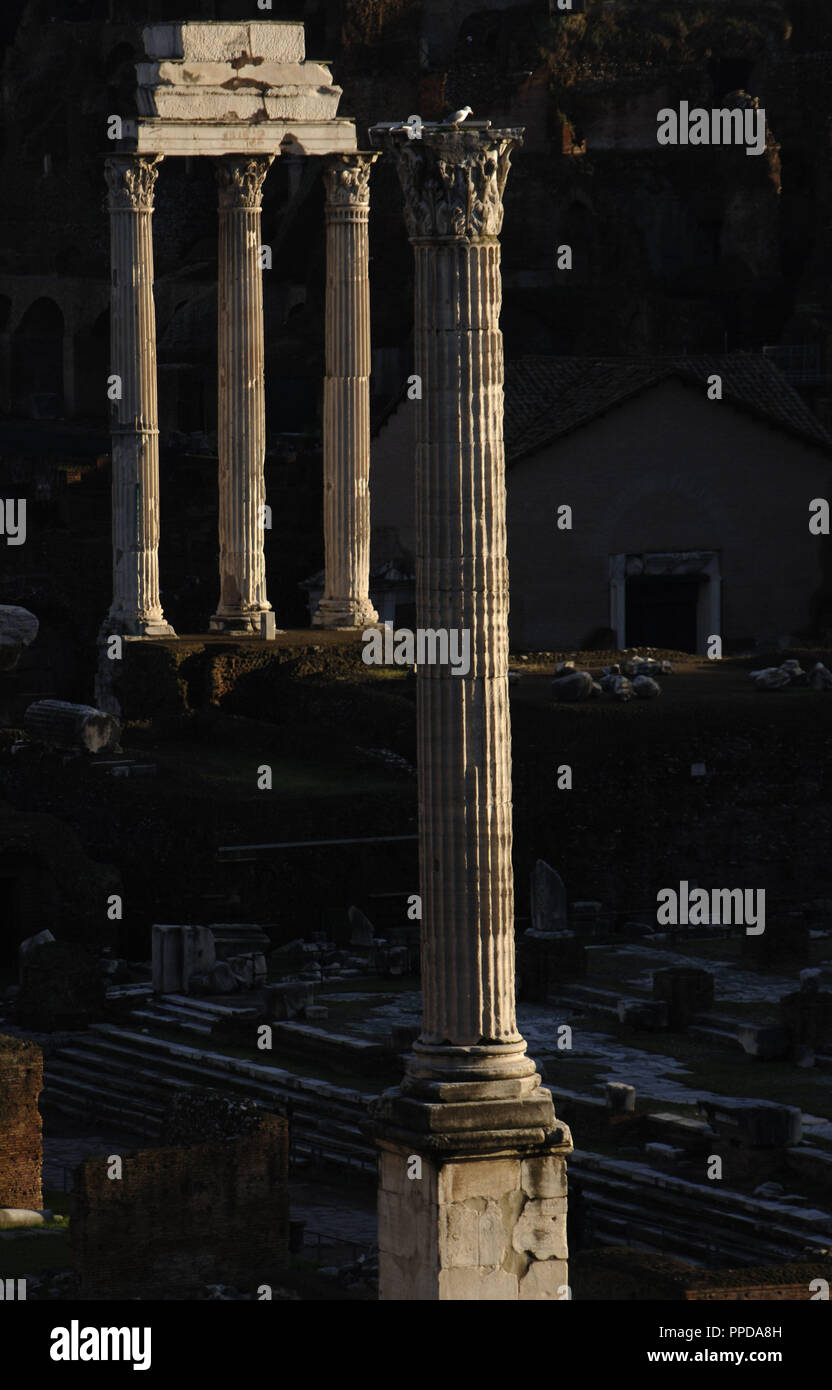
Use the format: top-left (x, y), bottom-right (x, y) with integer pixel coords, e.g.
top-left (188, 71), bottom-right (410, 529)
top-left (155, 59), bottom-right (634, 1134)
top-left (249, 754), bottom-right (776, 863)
top-left (103, 613), bottom-right (176, 640)
top-left (208, 612), bottom-right (269, 635)
top-left (312, 598), bottom-right (379, 630)
top-left (373, 1095), bottom-right (572, 1300)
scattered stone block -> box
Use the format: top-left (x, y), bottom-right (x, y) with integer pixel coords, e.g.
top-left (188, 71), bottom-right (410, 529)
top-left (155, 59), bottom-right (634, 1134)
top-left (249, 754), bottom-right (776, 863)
top-left (606, 1082), bottom-right (636, 1113)
top-left (17, 929), bottom-right (55, 982)
top-left (698, 1098), bottom-right (802, 1148)
top-left (264, 981), bottom-right (314, 1021)
top-left (530, 859), bottom-right (567, 934)
top-left (780, 986), bottom-right (832, 1048)
top-left (348, 905), bottom-right (374, 947)
top-left (0, 605), bottom-right (38, 670)
top-left (24, 700), bottom-right (120, 754)
top-left (645, 1141), bottom-right (685, 1162)
top-left (617, 999), bottom-right (669, 1030)
top-left (737, 1023), bottom-right (791, 1060)
top-left (0, 1208), bottom-right (50, 1228)
top-left (152, 924), bottom-right (216, 995)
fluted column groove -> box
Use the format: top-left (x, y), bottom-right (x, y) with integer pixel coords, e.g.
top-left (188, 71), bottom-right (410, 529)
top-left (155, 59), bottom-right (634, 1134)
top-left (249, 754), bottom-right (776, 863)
top-left (314, 153), bottom-right (379, 628)
top-left (104, 155), bottom-right (174, 638)
top-left (210, 155), bottom-right (273, 633)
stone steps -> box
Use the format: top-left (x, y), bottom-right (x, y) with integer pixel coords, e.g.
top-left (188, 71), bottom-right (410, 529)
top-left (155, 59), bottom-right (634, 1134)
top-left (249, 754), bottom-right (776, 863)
top-left (43, 1081), bottom-right (163, 1138)
top-left (125, 992), bottom-right (262, 1039)
top-left (41, 1023), bottom-right (832, 1264)
top-left (130, 1006), bottom-right (213, 1036)
top-left (570, 1151), bottom-right (832, 1265)
top-left (688, 1022), bottom-right (742, 1048)
top-left (43, 1024), bottom-right (375, 1169)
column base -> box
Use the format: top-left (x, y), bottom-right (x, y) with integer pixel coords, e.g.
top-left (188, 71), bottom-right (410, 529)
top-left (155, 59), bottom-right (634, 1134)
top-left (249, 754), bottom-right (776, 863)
top-left (312, 597), bottom-right (379, 630)
top-left (103, 613), bottom-right (176, 639)
top-left (209, 611), bottom-right (270, 635)
top-left (374, 1102), bottom-right (572, 1300)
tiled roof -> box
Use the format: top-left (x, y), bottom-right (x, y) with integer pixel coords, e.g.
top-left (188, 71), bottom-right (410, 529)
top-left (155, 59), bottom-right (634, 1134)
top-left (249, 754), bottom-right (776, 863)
top-left (503, 354), bottom-right (832, 461)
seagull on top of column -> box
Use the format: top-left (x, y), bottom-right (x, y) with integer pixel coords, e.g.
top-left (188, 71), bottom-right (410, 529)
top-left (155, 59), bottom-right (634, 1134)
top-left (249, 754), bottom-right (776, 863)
top-left (444, 106), bottom-right (473, 127)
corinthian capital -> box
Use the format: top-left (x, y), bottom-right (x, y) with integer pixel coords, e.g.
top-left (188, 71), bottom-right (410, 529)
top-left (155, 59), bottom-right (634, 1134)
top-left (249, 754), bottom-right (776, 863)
top-left (216, 156), bottom-right (274, 211)
top-left (370, 128), bottom-right (522, 242)
top-left (323, 152), bottom-right (378, 208)
top-left (105, 155), bottom-right (163, 213)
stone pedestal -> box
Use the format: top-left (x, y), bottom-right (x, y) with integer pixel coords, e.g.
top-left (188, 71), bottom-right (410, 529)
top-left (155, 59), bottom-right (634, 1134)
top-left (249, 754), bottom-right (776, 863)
top-left (314, 154), bottom-right (379, 629)
top-left (369, 122), bottom-right (572, 1299)
top-left (105, 155), bottom-right (175, 638)
top-left (211, 156), bottom-right (273, 634)
top-left (377, 1140), bottom-right (569, 1301)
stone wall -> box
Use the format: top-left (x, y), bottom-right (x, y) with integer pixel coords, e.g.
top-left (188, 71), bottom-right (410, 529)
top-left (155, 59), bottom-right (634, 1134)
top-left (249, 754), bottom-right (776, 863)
top-left (0, 1034), bottom-right (42, 1209)
top-left (71, 1113), bottom-right (289, 1299)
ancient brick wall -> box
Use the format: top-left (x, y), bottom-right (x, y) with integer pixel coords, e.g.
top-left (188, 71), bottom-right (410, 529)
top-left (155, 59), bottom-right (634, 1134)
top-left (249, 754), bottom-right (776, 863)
top-left (0, 1034), bottom-right (43, 1209)
top-left (71, 1113), bottom-right (289, 1299)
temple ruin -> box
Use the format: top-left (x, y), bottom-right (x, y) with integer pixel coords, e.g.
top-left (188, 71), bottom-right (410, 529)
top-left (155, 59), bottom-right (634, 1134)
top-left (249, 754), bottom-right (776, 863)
top-left (104, 21), bottom-right (377, 638)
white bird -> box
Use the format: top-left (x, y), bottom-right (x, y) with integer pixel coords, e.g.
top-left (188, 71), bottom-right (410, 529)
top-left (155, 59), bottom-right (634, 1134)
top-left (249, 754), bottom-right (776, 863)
top-left (444, 106), bottom-right (473, 127)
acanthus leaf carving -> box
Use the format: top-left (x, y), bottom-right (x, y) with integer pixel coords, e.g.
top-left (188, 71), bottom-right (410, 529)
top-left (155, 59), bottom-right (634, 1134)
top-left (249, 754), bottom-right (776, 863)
top-left (216, 156), bottom-right (274, 210)
top-left (105, 155), bottom-right (163, 213)
top-left (324, 153), bottom-right (377, 208)
top-left (376, 131), bottom-right (520, 242)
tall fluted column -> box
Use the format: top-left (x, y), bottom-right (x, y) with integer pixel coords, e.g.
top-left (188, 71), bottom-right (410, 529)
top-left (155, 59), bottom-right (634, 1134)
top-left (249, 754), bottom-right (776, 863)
top-left (313, 153), bottom-right (379, 629)
top-left (368, 125), bottom-right (571, 1302)
top-left (210, 156), bottom-right (274, 634)
top-left (104, 155), bottom-right (174, 638)
top-left (380, 128), bottom-right (540, 1097)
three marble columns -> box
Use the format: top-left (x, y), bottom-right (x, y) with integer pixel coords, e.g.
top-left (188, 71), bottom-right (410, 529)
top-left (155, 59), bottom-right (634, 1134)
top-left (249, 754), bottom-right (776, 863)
top-left (368, 125), bottom-right (572, 1301)
top-left (104, 151), bottom-right (378, 638)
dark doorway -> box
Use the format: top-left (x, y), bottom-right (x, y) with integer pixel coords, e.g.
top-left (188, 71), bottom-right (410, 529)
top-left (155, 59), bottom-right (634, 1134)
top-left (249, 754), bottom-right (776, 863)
top-left (626, 574), bottom-right (700, 652)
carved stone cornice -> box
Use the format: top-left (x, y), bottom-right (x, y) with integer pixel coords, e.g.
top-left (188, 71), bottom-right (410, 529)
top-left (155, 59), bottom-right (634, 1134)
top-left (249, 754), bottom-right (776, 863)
top-left (369, 128), bottom-right (522, 242)
top-left (323, 152), bottom-right (378, 209)
top-left (215, 155), bottom-right (274, 211)
top-left (105, 155), bottom-right (163, 213)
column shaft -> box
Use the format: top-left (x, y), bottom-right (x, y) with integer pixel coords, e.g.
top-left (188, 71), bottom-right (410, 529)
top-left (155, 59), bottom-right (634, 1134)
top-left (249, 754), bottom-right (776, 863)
top-left (414, 238), bottom-right (518, 1048)
top-left (314, 154), bottom-right (379, 629)
top-left (105, 155), bottom-right (174, 637)
top-left (211, 156), bottom-right (273, 633)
